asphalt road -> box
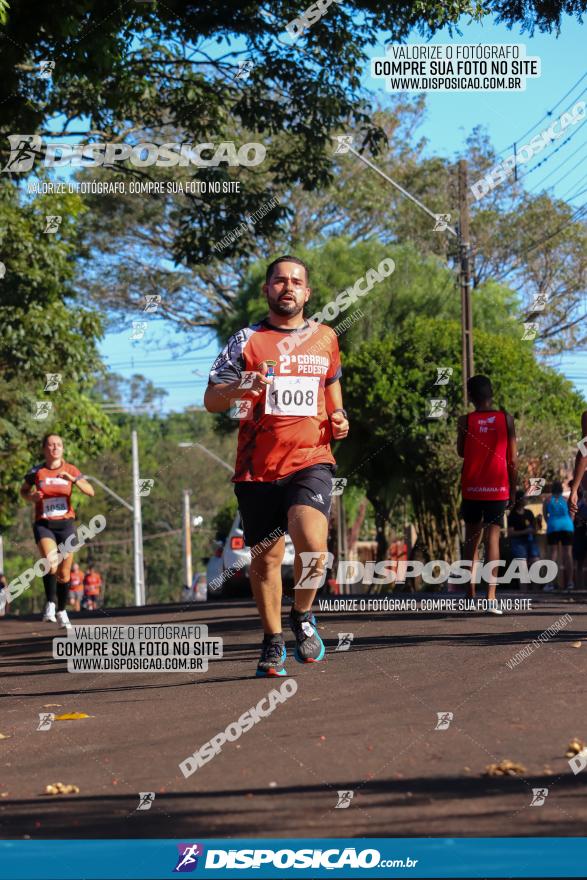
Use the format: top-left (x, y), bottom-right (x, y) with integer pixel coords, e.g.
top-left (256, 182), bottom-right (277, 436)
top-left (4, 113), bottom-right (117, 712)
top-left (1, 592), bottom-right (587, 840)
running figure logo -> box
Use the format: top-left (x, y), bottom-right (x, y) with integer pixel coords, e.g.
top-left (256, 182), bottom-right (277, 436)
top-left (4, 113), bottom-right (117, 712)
top-left (296, 551), bottom-right (334, 590)
top-left (522, 322), bottom-right (538, 340)
top-left (530, 787), bottom-right (548, 806)
top-left (44, 373), bottom-right (62, 392)
top-left (433, 213), bottom-right (451, 231)
top-left (235, 59), bottom-right (254, 80)
top-left (435, 367), bottom-right (453, 385)
top-left (530, 293), bottom-right (548, 312)
top-left (334, 135), bottom-right (354, 154)
top-left (238, 372), bottom-right (256, 390)
top-left (136, 792), bottom-right (155, 811)
top-left (44, 215), bottom-right (62, 234)
top-left (143, 294), bottom-right (161, 313)
top-left (527, 477), bottom-right (546, 497)
top-left (138, 479), bottom-right (155, 497)
top-left (130, 321), bottom-right (148, 340)
top-left (230, 399), bottom-right (253, 420)
top-left (174, 843), bottom-right (204, 872)
top-left (331, 477), bottom-right (347, 497)
top-left (2, 134), bottom-right (42, 172)
top-left (38, 60), bottom-right (55, 79)
top-left (428, 399), bottom-right (447, 419)
top-left (335, 790), bottom-right (354, 809)
top-left (335, 633), bottom-right (354, 652)
top-left (435, 711), bottom-right (454, 730)
top-left (32, 401), bottom-right (53, 420)
top-left (37, 712), bottom-right (55, 731)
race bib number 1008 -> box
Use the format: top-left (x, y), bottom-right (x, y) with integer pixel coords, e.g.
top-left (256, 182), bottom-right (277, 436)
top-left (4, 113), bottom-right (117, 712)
top-left (265, 375), bottom-right (319, 417)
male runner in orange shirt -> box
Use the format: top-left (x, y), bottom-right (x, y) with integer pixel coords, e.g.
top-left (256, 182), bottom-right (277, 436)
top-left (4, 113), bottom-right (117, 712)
top-left (205, 255), bottom-right (349, 676)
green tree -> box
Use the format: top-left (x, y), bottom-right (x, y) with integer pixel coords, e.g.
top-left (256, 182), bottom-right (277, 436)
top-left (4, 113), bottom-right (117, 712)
top-left (0, 181), bottom-right (117, 530)
top-left (339, 315), bottom-right (585, 560)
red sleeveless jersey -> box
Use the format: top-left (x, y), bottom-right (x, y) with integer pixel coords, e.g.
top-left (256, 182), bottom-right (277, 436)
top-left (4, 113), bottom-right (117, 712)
top-left (461, 410), bottom-right (510, 501)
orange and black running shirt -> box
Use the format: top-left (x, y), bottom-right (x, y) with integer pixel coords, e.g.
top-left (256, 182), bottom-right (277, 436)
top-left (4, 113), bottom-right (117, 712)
top-left (461, 410), bottom-right (510, 501)
top-left (24, 461), bottom-right (81, 521)
top-left (208, 319), bottom-right (342, 482)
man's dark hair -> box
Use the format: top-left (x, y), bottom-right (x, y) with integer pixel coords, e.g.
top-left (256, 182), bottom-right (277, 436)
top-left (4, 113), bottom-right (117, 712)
top-left (467, 374), bottom-right (493, 405)
top-left (551, 480), bottom-right (563, 496)
top-left (515, 488), bottom-right (525, 503)
top-left (265, 255), bottom-right (309, 284)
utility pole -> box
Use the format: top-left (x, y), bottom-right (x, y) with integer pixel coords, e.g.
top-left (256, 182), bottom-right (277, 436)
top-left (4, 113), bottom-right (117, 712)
top-left (131, 430), bottom-right (146, 606)
top-left (183, 489), bottom-right (193, 594)
top-left (458, 159), bottom-right (474, 405)
top-left (334, 495), bottom-right (349, 594)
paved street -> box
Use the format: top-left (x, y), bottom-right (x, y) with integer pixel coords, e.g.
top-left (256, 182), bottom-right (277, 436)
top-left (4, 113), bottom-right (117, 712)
top-left (1, 593), bottom-right (587, 839)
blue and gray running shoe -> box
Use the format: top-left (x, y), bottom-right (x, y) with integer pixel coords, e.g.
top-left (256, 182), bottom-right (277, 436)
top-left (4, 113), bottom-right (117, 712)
top-left (256, 636), bottom-right (287, 677)
top-left (289, 609), bottom-right (325, 663)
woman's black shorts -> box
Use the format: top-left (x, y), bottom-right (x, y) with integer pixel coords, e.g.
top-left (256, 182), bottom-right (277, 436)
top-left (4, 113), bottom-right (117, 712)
top-left (547, 530), bottom-right (573, 546)
top-left (33, 517), bottom-right (77, 545)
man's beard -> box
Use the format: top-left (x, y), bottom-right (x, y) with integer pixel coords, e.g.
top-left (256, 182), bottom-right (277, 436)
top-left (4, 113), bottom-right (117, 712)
top-left (269, 296), bottom-right (304, 317)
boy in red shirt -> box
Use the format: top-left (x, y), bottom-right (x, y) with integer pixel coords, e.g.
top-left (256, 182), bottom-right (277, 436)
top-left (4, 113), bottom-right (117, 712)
top-left (457, 375), bottom-right (517, 612)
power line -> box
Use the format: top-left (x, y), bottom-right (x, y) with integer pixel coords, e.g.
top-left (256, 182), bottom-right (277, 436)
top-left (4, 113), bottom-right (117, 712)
top-left (494, 202), bottom-right (587, 281)
top-left (530, 137), bottom-right (587, 191)
top-left (494, 73), bottom-right (587, 157)
top-left (521, 119), bottom-right (587, 179)
top-left (560, 170), bottom-right (587, 200)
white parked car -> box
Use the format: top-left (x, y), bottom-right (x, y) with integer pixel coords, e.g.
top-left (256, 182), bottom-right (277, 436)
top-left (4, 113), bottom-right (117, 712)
top-left (206, 513), bottom-right (295, 599)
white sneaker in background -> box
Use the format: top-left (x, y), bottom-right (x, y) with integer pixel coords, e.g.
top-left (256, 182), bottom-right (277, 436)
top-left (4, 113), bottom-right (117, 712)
top-left (43, 601), bottom-right (57, 622)
top-left (56, 610), bottom-right (72, 630)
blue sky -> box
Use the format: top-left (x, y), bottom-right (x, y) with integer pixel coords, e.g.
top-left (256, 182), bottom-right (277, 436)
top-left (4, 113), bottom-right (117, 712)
top-left (99, 12), bottom-right (587, 412)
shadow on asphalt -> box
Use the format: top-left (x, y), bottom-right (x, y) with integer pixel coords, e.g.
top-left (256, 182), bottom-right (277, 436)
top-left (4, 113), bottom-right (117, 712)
top-left (2, 771), bottom-right (586, 839)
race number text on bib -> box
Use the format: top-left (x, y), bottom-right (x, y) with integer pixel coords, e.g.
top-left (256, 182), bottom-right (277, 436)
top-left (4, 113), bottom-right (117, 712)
top-left (42, 497), bottom-right (69, 519)
top-left (265, 376), bottom-right (319, 417)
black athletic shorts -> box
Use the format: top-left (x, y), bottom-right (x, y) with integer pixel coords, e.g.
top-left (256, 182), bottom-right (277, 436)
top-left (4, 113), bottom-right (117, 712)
top-left (460, 499), bottom-right (508, 528)
top-left (547, 530), bottom-right (573, 546)
top-left (33, 517), bottom-right (77, 545)
top-left (234, 463), bottom-right (335, 548)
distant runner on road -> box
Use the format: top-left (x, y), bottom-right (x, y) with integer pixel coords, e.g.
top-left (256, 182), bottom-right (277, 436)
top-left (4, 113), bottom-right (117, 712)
top-left (457, 376), bottom-right (517, 613)
top-left (204, 255), bottom-right (349, 677)
top-left (20, 433), bottom-right (95, 629)
top-left (69, 562), bottom-right (84, 612)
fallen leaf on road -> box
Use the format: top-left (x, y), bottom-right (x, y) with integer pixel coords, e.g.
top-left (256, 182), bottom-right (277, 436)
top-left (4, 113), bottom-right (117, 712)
top-left (269, 782), bottom-right (277, 788)
top-left (572, 642), bottom-right (582, 648)
top-left (0, 792), bottom-right (8, 798)
top-left (565, 738), bottom-right (585, 757)
top-left (0, 734), bottom-right (10, 740)
top-left (54, 713), bottom-right (91, 721)
top-left (484, 760), bottom-right (526, 777)
top-left (45, 783), bottom-right (80, 795)
top-left (43, 704), bottom-right (62, 708)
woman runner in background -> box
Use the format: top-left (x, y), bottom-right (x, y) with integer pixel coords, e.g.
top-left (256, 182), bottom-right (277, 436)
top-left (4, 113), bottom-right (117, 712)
top-left (20, 433), bottom-right (95, 629)
top-left (543, 480), bottom-right (574, 591)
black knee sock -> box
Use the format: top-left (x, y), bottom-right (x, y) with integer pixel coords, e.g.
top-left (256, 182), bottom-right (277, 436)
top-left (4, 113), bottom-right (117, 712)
top-left (43, 572), bottom-right (57, 603)
top-left (57, 581), bottom-right (69, 612)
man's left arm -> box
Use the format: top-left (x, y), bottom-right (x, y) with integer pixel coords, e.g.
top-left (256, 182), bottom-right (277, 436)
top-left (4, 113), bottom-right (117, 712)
top-left (324, 331), bottom-right (348, 440)
top-left (325, 380), bottom-right (349, 439)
